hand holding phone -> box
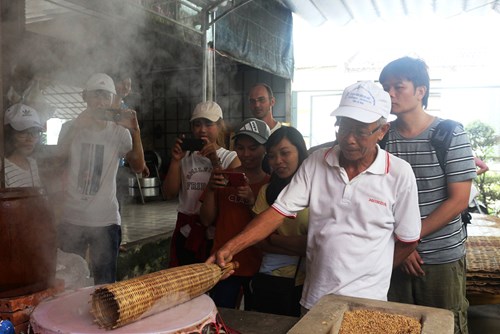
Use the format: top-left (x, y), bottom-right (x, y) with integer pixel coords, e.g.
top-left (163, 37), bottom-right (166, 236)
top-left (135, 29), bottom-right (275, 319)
top-left (181, 138), bottom-right (205, 151)
top-left (218, 171), bottom-right (247, 187)
top-left (94, 108), bottom-right (123, 122)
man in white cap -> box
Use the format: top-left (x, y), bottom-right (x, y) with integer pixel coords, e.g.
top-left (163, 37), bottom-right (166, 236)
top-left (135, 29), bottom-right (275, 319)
top-left (208, 81), bottom-right (422, 311)
top-left (56, 73), bottom-right (146, 284)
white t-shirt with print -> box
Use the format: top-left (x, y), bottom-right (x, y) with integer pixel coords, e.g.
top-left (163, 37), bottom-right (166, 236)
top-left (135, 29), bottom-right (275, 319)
top-left (177, 147), bottom-right (237, 215)
top-left (60, 122), bottom-right (132, 227)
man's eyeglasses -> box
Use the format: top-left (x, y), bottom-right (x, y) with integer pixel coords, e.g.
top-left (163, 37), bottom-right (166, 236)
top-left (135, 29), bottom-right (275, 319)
top-left (335, 124), bottom-right (382, 138)
top-left (14, 129), bottom-right (43, 139)
top-left (248, 97), bottom-right (268, 104)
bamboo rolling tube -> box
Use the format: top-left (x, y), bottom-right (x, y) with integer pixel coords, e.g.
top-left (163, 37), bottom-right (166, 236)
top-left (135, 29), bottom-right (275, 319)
top-left (91, 262), bottom-right (238, 329)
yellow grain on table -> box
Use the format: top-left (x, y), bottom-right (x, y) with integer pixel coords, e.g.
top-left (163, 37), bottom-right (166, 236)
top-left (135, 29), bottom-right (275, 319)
top-left (339, 309), bottom-right (421, 334)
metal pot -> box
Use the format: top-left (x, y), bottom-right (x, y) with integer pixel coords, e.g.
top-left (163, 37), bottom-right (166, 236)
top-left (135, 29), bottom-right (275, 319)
top-left (128, 177), bottom-right (160, 188)
top-left (128, 186), bottom-right (160, 197)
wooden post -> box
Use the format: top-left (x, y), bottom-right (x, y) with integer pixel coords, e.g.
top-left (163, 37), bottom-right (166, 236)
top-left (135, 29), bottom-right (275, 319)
top-left (0, 0), bottom-right (25, 188)
top-left (0, 2), bottom-right (6, 188)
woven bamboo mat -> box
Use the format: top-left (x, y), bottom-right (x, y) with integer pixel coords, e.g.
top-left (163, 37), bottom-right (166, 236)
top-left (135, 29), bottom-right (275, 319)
top-left (466, 236), bottom-right (500, 296)
top-left (466, 236), bottom-right (500, 274)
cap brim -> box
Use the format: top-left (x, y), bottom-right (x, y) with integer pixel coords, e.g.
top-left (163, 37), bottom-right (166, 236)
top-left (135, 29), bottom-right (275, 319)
top-left (331, 106), bottom-right (380, 123)
top-left (190, 115), bottom-right (221, 122)
top-left (232, 131), bottom-right (266, 144)
top-left (9, 122), bottom-right (44, 131)
top-left (85, 87), bottom-right (117, 95)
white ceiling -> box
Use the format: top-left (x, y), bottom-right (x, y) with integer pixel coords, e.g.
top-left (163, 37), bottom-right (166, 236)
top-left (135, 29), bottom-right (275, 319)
top-left (282, 0), bottom-right (500, 26)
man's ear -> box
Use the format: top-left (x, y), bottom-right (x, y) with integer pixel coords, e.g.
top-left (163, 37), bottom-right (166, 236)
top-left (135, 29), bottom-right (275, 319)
top-left (270, 96), bottom-right (276, 107)
top-left (416, 86), bottom-right (426, 102)
top-left (377, 123), bottom-right (390, 141)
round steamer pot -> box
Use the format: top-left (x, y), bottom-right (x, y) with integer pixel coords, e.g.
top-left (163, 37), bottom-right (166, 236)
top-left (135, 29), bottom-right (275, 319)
top-left (128, 187), bottom-right (160, 197)
top-left (128, 177), bottom-right (160, 188)
top-left (0, 187), bottom-right (57, 298)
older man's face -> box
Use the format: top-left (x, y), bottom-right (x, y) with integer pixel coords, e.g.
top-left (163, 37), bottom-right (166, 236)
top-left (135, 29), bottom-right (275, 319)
top-left (248, 85), bottom-right (275, 120)
top-left (335, 117), bottom-right (387, 163)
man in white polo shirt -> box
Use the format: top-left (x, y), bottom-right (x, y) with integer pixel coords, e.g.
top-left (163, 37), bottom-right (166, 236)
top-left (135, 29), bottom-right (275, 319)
top-left (208, 81), bottom-right (421, 311)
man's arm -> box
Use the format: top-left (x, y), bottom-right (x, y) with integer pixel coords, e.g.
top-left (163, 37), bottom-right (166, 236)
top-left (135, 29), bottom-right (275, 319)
top-left (420, 180), bottom-right (472, 238)
top-left (125, 129), bottom-right (146, 173)
top-left (118, 109), bottom-right (145, 173)
top-left (400, 180), bottom-right (472, 277)
top-left (474, 157), bottom-right (489, 175)
top-left (208, 206), bottom-right (286, 267)
top-left (162, 138), bottom-right (185, 199)
top-left (393, 240), bottom-right (418, 268)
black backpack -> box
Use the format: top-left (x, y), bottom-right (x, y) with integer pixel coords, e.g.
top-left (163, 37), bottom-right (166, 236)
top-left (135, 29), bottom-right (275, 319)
top-left (380, 119), bottom-right (472, 225)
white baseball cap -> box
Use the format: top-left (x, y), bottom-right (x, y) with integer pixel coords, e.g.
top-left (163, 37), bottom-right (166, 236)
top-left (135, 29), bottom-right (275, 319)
top-left (84, 73), bottom-right (116, 95)
top-left (190, 101), bottom-right (223, 122)
top-left (4, 103), bottom-right (44, 131)
top-left (232, 118), bottom-right (270, 144)
top-left (331, 81), bottom-right (391, 123)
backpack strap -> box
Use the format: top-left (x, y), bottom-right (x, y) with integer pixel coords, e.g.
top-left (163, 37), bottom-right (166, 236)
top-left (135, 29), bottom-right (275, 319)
top-left (430, 119), bottom-right (473, 226)
top-left (430, 119), bottom-right (461, 171)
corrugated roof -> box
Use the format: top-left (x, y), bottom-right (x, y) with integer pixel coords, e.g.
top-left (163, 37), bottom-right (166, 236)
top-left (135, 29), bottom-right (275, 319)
top-left (282, 0), bottom-right (500, 26)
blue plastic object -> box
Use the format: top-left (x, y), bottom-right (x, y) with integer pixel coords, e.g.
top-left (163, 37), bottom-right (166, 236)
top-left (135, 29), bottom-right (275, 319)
top-left (0, 320), bottom-right (15, 334)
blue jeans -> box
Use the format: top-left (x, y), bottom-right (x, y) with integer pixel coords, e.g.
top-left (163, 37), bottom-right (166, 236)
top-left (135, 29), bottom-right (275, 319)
top-left (58, 223), bottom-right (122, 284)
top-left (210, 276), bottom-right (252, 310)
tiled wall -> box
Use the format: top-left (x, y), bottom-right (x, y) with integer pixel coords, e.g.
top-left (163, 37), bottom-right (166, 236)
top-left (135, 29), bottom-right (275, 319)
top-left (136, 58), bottom-right (290, 176)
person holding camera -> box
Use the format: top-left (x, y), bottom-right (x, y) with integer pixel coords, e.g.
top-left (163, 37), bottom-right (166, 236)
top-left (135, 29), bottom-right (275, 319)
top-left (163, 101), bottom-right (240, 267)
top-left (199, 118), bottom-right (271, 309)
top-left (56, 73), bottom-right (146, 284)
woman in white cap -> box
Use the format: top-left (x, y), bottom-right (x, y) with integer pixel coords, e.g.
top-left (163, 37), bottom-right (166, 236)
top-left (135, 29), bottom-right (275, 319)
top-left (4, 103), bottom-right (93, 290)
top-left (163, 101), bottom-right (240, 267)
top-left (3, 103), bottom-right (45, 187)
top-left (199, 118), bottom-right (270, 310)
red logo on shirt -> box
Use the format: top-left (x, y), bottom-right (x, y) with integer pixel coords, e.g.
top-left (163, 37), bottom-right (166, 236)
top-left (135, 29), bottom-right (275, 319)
top-left (369, 198), bottom-right (387, 207)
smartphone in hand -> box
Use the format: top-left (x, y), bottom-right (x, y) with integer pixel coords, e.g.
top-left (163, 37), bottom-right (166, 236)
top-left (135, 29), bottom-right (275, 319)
top-left (181, 138), bottom-right (204, 151)
top-left (218, 171), bottom-right (247, 187)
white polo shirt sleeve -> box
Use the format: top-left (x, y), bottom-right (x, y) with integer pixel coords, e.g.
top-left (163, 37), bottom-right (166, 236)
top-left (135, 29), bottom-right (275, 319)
top-left (390, 156), bottom-right (422, 243)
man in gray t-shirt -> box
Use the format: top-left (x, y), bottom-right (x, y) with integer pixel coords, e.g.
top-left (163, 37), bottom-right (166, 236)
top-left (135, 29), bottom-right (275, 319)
top-left (379, 57), bottom-right (476, 334)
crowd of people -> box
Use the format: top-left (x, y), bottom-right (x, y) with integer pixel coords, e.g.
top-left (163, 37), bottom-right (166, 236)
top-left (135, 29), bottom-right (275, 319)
top-left (3, 56), bottom-right (484, 334)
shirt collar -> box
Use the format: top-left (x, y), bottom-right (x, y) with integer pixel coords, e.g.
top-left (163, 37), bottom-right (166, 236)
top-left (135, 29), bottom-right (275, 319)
top-left (324, 144), bottom-right (389, 175)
